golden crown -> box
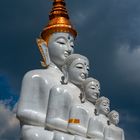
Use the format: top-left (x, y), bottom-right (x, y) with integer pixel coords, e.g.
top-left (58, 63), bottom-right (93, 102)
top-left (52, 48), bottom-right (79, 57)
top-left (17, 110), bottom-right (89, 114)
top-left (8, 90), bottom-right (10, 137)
top-left (41, 0), bottom-right (77, 44)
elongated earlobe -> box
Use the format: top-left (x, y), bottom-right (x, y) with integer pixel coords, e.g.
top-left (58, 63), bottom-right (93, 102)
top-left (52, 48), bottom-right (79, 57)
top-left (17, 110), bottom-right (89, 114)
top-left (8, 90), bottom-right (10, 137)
top-left (80, 92), bottom-right (86, 103)
top-left (61, 66), bottom-right (68, 84)
top-left (36, 38), bottom-right (50, 67)
top-left (107, 120), bottom-right (110, 125)
top-left (94, 109), bottom-right (99, 116)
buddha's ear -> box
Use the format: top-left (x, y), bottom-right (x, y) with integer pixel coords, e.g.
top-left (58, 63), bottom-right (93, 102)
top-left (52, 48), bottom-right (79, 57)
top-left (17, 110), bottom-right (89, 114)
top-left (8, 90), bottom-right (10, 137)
top-left (107, 120), bottom-right (110, 125)
top-left (81, 82), bottom-right (85, 92)
top-left (36, 38), bottom-right (50, 67)
top-left (80, 92), bottom-right (86, 103)
top-left (79, 83), bottom-right (85, 103)
top-left (94, 108), bottom-right (99, 116)
top-left (61, 65), bottom-right (68, 84)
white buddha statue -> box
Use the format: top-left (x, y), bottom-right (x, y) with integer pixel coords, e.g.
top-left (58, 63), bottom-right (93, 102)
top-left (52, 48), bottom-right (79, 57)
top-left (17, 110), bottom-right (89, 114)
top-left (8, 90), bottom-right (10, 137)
top-left (87, 96), bottom-right (110, 140)
top-left (67, 77), bottom-right (100, 138)
top-left (53, 131), bottom-right (75, 140)
top-left (74, 135), bottom-right (92, 140)
top-left (104, 110), bottom-right (125, 140)
top-left (16, 0), bottom-right (77, 139)
top-left (45, 54), bottom-right (89, 139)
top-left (16, 0), bottom-right (125, 140)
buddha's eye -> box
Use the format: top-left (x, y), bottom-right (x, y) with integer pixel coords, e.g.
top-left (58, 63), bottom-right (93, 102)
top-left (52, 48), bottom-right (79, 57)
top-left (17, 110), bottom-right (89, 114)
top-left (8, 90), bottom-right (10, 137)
top-left (102, 102), bottom-right (107, 106)
top-left (90, 86), bottom-right (95, 89)
top-left (113, 114), bottom-right (118, 118)
top-left (56, 38), bottom-right (66, 45)
top-left (76, 64), bottom-right (83, 69)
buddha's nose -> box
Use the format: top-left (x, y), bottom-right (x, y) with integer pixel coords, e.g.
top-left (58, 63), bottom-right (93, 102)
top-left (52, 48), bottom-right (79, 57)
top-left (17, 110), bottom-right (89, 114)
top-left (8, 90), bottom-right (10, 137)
top-left (67, 43), bottom-right (73, 54)
top-left (83, 68), bottom-right (88, 78)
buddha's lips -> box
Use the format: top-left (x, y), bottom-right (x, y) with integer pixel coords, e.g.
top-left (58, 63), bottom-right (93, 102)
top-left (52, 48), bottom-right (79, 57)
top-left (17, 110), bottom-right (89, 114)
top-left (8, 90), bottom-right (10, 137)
top-left (64, 51), bottom-right (70, 57)
top-left (81, 73), bottom-right (86, 79)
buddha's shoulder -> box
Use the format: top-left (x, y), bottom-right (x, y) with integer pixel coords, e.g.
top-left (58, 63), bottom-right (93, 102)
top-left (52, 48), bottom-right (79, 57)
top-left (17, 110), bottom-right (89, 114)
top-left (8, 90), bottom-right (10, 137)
top-left (23, 68), bottom-right (61, 79)
top-left (50, 84), bottom-right (75, 95)
top-left (51, 85), bottom-right (67, 92)
top-left (115, 126), bottom-right (124, 133)
top-left (52, 83), bottom-right (78, 91)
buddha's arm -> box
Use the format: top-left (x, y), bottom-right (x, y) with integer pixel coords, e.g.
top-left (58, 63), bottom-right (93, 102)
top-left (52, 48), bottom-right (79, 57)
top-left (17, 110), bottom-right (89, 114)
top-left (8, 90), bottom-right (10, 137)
top-left (16, 72), bottom-right (46, 126)
top-left (103, 126), bottom-right (110, 140)
top-left (46, 86), bottom-right (72, 132)
top-left (68, 105), bottom-right (89, 137)
top-left (87, 118), bottom-right (104, 139)
top-left (121, 129), bottom-right (125, 140)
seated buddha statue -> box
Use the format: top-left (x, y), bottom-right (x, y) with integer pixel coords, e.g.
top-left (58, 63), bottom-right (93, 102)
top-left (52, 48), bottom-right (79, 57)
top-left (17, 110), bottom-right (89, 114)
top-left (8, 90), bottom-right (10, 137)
top-left (45, 54), bottom-right (89, 138)
top-left (87, 96), bottom-right (110, 140)
top-left (16, 0), bottom-right (77, 139)
top-left (67, 77), bottom-right (100, 137)
top-left (104, 110), bottom-right (125, 140)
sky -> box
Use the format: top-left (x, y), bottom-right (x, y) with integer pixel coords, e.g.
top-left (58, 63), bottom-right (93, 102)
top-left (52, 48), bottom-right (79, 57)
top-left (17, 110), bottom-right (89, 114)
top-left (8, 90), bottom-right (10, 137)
top-left (0, 0), bottom-right (140, 139)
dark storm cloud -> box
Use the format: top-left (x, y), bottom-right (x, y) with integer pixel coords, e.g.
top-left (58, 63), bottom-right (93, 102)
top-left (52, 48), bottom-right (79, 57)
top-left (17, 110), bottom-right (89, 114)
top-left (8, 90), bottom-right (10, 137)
top-left (0, 0), bottom-right (140, 139)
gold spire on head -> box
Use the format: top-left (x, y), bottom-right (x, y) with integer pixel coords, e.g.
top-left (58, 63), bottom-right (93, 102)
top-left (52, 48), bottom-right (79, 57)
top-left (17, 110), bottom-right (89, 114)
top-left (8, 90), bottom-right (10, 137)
top-left (41, 0), bottom-right (77, 44)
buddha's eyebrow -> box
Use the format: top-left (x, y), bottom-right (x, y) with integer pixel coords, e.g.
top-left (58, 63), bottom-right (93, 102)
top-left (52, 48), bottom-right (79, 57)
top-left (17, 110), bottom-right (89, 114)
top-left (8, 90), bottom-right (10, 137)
top-left (55, 36), bottom-right (67, 41)
top-left (75, 63), bottom-right (83, 65)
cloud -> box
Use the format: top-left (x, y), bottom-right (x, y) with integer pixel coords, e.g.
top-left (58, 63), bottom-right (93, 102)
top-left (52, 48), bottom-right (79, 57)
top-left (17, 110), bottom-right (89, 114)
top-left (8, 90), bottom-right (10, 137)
top-left (115, 44), bottom-right (140, 85)
top-left (0, 101), bottom-right (20, 140)
top-left (71, 8), bottom-right (94, 27)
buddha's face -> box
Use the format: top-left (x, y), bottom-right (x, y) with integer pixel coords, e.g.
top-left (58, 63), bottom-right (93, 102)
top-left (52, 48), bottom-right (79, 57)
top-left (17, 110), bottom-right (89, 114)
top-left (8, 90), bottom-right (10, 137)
top-left (98, 99), bottom-right (110, 115)
top-left (110, 112), bottom-right (119, 125)
top-left (48, 32), bottom-right (74, 67)
top-left (68, 58), bottom-right (89, 86)
top-left (85, 80), bottom-right (100, 104)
